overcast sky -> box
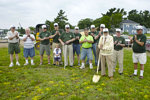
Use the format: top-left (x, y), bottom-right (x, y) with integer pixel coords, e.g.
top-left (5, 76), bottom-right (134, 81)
top-left (0, 0), bottom-right (150, 29)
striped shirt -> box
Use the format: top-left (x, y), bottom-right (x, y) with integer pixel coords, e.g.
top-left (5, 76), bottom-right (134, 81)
top-left (23, 34), bottom-right (35, 48)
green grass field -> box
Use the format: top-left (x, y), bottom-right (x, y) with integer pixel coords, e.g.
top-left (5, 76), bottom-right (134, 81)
top-left (0, 47), bottom-right (150, 100)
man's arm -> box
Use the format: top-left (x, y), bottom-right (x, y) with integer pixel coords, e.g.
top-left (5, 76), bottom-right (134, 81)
top-left (58, 38), bottom-right (65, 45)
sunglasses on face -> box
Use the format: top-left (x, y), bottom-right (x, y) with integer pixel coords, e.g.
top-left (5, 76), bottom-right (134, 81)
top-left (66, 28), bottom-right (70, 29)
top-left (54, 25), bottom-right (58, 27)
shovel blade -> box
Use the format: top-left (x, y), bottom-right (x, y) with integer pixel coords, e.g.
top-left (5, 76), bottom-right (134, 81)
top-left (92, 75), bottom-right (101, 83)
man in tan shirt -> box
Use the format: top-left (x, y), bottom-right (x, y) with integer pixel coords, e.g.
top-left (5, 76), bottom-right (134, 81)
top-left (98, 28), bottom-right (114, 79)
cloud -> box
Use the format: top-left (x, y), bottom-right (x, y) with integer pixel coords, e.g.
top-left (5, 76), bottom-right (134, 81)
top-left (0, 0), bottom-right (149, 29)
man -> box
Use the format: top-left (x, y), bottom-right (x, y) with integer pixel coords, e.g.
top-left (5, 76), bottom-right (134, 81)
top-left (95, 24), bottom-right (105, 70)
top-left (7, 25), bottom-right (20, 67)
top-left (87, 25), bottom-right (97, 65)
top-left (129, 26), bottom-right (147, 79)
top-left (38, 25), bottom-right (51, 65)
top-left (112, 29), bottom-right (125, 75)
top-left (79, 28), bottom-right (94, 69)
top-left (50, 23), bottom-right (63, 65)
top-left (22, 28), bottom-right (35, 65)
top-left (98, 28), bottom-right (114, 79)
top-left (73, 26), bottom-right (81, 66)
top-left (59, 24), bottom-right (75, 68)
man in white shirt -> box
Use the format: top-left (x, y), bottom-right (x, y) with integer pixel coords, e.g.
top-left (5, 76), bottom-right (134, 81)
top-left (7, 25), bottom-right (20, 67)
top-left (22, 28), bottom-right (35, 65)
top-left (98, 28), bottom-right (114, 79)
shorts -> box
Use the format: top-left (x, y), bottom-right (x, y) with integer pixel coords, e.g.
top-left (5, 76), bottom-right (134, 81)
top-left (73, 43), bottom-right (80, 55)
top-left (8, 43), bottom-right (20, 54)
top-left (132, 53), bottom-right (147, 64)
top-left (40, 44), bottom-right (50, 56)
top-left (23, 47), bottom-right (35, 58)
top-left (80, 48), bottom-right (93, 60)
top-left (54, 57), bottom-right (61, 61)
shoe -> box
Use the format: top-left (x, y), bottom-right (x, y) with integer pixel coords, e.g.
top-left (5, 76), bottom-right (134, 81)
top-left (53, 64), bottom-right (56, 65)
top-left (24, 63), bottom-right (29, 66)
top-left (40, 62), bottom-right (43, 65)
top-left (31, 63), bottom-right (35, 65)
top-left (139, 76), bottom-right (144, 79)
top-left (89, 64), bottom-right (93, 69)
top-left (119, 73), bottom-right (123, 75)
top-left (70, 65), bottom-right (73, 67)
top-left (9, 63), bottom-right (14, 67)
top-left (16, 62), bottom-right (20, 66)
top-left (110, 76), bottom-right (113, 80)
top-left (80, 65), bottom-right (85, 69)
top-left (129, 74), bottom-right (137, 77)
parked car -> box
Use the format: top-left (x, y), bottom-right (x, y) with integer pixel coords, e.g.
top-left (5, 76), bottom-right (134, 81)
top-left (146, 39), bottom-right (150, 52)
top-left (121, 35), bottom-right (132, 47)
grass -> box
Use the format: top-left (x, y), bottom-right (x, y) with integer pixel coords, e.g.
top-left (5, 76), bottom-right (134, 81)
top-left (0, 47), bottom-right (150, 100)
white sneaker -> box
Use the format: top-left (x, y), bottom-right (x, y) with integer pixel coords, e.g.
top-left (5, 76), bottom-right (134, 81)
top-left (16, 62), bottom-right (20, 66)
top-left (80, 65), bottom-right (85, 69)
top-left (89, 64), bottom-right (93, 69)
top-left (9, 63), bottom-right (14, 67)
top-left (24, 62), bottom-right (29, 66)
top-left (31, 62), bottom-right (35, 65)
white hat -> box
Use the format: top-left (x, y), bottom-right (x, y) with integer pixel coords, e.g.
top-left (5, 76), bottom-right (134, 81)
top-left (10, 25), bottom-right (15, 28)
top-left (91, 25), bottom-right (95, 29)
top-left (54, 23), bottom-right (58, 26)
top-left (136, 26), bottom-right (143, 30)
top-left (116, 28), bottom-right (121, 32)
top-left (42, 25), bottom-right (47, 29)
top-left (75, 26), bottom-right (79, 30)
top-left (65, 24), bottom-right (70, 28)
top-left (100, 24), bottom-right (105, 28)
top-left (103, 28), bottom-right (109, 32)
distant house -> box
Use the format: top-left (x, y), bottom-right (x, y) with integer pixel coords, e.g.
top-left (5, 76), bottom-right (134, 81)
top-left (120, 20), bottom-right (147, 34)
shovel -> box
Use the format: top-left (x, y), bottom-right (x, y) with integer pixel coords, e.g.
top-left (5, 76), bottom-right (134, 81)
top-left (92, 53), bottom-right (101, 83)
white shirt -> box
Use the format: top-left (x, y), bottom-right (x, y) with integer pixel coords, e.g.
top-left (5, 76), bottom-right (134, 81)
top-left (23, 34), bottom-right (35, 48)
top-left (7, 31), bottom-right (19, 43)
top-left (53, 48), bottom-right (61, 57)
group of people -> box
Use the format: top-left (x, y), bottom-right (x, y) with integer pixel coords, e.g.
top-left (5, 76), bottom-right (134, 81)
top-left (7, 23), bottom-right (147, 79)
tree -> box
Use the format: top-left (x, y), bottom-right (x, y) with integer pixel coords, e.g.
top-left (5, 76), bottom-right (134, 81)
top-left (45, 20), bottom-right (54, 31)
top-left (54, 9), bottom-right (69, 29)
top-left (78, 18), bottom-right (93, 29)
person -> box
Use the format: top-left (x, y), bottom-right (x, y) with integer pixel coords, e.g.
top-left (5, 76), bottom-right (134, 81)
top-left (50, 23), bottom-right (63, 65)
top-left (59, 24), bottom-right (75, 68)
top-left (73, 26), bottom-right (81, 66)
top-left (38, 25), bottom-right (51, 65)
top-left (79, 28), bottom-right (94, 69)
top-left (112, 29), bottom-right (125, 75)
top-left (22, 28), bottom-right (35, 65)
top-left (7, 25), bottom-right (20, 67)
top-left (98, 28), bottom-right (114, 79)
top-left (95, 24), bottom-right (105, 70)
top-left (87, 25), bottom-right (98, 65)
top-left (53, 44), bottom-right (61, 66)
top-left (129, 26), bottom-right (147, 79)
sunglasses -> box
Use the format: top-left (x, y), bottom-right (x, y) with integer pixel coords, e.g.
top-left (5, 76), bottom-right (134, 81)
top-left (54, 25), bottom-right (58, 27)
top-left (66, 28), bottom-right (70, 29)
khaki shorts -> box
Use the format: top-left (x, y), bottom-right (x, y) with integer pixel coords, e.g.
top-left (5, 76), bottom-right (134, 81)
top-left (8, 43), bottom-right (20, 54)
top-left (40, 44), bottom-right (50, 56)
top-left (132, 53), bottom-right (147, 64)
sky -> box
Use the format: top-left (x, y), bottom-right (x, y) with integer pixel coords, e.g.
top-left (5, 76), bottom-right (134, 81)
top-left (0, 0), bottom-right (150, 29)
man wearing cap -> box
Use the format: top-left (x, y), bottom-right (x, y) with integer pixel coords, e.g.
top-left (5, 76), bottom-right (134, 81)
top-left (59, 24), bottom-right (75, 68)
top-left (50, 23), bottom-right (63, 65)
top-left (79, 28), bottom-right (94, 69)
top-left (98, 28), bottom-right (114, 79)
top-left (112, 29), bottom-right (125, 75)
top-left (129, 26), bottom-right (147, 79)
top-left (7, 25), bottom-right (20, 67)
top-left (38, 25), bottom-right (51, 65)
top-left (87, 25), bottom-right (98, 65)
top-left (73, 26), bottom-right (81, 66)
top-left (95, 24), bottom-right (105, 69)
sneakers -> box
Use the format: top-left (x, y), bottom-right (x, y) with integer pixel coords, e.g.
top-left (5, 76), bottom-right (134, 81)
top-left (16, 62), bottom-right (20, 66)
top-left (9, 63), bottom-right (14, 67)
top-left (80, 65), bottom-right (85, 69)
top-left (24, 62), bottom-right (29, 66)
top-left (31, 63), bottom-right (35, 65)
top-left (89, 64), bottom-right (93, 69)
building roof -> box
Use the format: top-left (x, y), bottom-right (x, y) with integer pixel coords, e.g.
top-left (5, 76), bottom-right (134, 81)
top-left (121, 20), bottom-right (139, 24)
